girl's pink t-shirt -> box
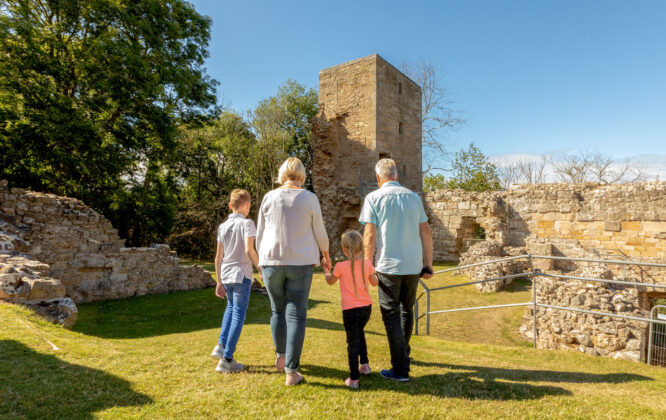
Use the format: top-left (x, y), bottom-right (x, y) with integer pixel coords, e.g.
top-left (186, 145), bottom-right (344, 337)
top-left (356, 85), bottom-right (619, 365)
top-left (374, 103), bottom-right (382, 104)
top-left (332, 259), bottom-right (374, 310)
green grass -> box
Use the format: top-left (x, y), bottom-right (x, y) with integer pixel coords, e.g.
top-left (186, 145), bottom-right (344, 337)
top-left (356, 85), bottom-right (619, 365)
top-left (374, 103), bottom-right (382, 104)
top-left (422, 263), bottom-right (533, 347)
top-left (2, 267), bottom-right (665, 419)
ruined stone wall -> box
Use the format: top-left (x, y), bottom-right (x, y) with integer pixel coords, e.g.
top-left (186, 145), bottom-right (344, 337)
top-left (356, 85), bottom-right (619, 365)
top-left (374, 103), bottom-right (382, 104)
top-left (424, 182), bottom-right (666, 361)
top-left (0, 181), bottom-right (214, 307)
top-left (312, 55), bottom-right (422, 256)
top-left (424, 182), bottom-right (666, 264)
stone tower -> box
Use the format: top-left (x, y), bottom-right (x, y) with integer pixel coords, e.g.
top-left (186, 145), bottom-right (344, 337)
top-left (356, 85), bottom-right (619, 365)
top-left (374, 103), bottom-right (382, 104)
top-left (311, 54), bottom-right (422, 256)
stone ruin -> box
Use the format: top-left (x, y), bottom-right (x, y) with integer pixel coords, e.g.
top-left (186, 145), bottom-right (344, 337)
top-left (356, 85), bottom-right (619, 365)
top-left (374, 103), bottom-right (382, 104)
top-left (311, 54), bottom-right (422, 256)
top-left (0, 180), bottom-right (214, 328)
top-left (423, 182), bottom-right (666, 362)
top-left (311, 55), bottom-right (666, 363)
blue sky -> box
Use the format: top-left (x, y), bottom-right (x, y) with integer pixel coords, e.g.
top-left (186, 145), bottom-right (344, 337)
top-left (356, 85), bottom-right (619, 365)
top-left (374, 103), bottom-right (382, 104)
top-left (189, 0), bottom-right (666, 178)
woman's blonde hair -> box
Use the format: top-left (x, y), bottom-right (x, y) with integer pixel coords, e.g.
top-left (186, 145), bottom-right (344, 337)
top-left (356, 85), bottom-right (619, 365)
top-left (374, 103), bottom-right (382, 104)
top-left (341, 230), bottom-right (368, 297)
top-left (277, 157), bottom-right (306, 185)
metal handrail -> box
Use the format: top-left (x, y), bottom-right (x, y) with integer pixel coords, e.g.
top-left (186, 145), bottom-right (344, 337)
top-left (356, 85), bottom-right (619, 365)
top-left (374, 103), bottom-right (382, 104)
top-left (538, 272), bottom-right (666, 289)
top-left (530, 254), bottom-right (666, 268)
top-left (414, 253), bottom-right (666, 361)
top-left (433, 255), bottom-right (528, 274)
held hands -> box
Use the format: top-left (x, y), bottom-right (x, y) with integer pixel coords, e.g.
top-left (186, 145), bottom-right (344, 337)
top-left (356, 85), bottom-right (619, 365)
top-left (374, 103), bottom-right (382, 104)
top-left (321, 256), bottom-right (332, 273)
top-left (215, 282), bottom-right (226, 299)
top-left (321, 257), bottom-right (331, 274)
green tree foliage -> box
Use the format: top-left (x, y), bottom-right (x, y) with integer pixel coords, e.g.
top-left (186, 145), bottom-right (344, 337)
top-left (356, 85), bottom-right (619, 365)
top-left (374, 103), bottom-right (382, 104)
top-left (445, 143), bottom-right (501, 191)
top-left (252, 80), bottom-right (318, 191)
top-left (0, 0), bottom-right (217, 243)
top-left (168, 112), bottom-right (258, 258)
top-left (423, 173), bottom-right (447, 192)
top-left (169, 81), bottom-right (318, 258)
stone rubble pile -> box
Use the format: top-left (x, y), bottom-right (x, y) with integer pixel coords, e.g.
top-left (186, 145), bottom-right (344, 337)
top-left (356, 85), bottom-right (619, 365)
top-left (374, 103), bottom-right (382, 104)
top-left (519, 265), bottom-right (647, 362)
top-left (458, 240), bottom-right (529, 292)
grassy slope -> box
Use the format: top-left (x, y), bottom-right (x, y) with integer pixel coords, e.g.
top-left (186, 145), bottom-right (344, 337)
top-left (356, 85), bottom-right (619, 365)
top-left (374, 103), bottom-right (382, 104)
top-left (1, 267), bottom-right (665, 419)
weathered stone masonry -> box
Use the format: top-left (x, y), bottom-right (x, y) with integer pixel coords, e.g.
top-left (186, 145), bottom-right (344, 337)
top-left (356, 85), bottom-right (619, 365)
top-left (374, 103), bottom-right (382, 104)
top-left (423, 182), bottom-right (666, 264)
top-left (0, 180), bottom-right (214, 326)
top-left (312, 54), bottom-right (422, 256)
top-left (423, 182), bottom-right (666, 361)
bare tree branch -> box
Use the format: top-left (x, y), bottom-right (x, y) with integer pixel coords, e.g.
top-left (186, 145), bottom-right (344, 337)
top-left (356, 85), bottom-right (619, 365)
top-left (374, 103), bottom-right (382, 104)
top-left (553, 150), bottom-right (649, 184)
top-left (402, 61), bottom-right (465, 175)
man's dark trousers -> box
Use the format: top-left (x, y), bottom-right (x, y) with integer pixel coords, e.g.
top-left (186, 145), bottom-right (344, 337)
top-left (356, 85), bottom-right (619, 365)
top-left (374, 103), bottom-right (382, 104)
top-left (377, 272), bottom-right (419, 377)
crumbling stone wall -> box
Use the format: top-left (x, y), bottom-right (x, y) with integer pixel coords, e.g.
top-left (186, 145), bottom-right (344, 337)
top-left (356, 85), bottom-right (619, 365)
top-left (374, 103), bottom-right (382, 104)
top-left (312, 54), bottom-right (421, 256)
top-left (519, 265), bottom-right (648, 362)
top-left (424, 182), bottom-right (666, 264)
top-left (0, 181), bottom-right (214, 314)
top-left (424, 182), bottom-right (666, 361)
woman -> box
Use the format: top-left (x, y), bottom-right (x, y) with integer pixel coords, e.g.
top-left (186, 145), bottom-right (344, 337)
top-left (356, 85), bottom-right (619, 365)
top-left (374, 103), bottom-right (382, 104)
top-left (256, 157), bottom-right (331, 386)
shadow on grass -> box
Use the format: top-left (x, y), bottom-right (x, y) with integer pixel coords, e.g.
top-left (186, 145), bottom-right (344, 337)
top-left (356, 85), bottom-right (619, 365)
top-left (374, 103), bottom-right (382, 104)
top-left (0, 340), bottom-right (151, 419)
top-left (301, 360), bottom-right (652, 400)
top-left (73, 288), bottom-right (331, 339)
top-left (306, 317), bottom-right (382, 336)
top-left (413, 360), bottom-right (653, 384)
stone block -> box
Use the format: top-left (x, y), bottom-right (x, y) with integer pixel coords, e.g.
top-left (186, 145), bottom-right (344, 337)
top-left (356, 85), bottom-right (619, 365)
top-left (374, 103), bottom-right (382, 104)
top-left (24, 278), bottom-right (67, 300)
top-left (25, 297), bottom-right (78, 329)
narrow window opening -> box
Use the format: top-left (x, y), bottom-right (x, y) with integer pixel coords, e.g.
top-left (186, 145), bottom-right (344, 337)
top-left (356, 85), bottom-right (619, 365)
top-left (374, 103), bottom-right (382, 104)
top-left (398, 122), bottom-right (403, 135)
top-left (398, 82), bottom-right (402, 94)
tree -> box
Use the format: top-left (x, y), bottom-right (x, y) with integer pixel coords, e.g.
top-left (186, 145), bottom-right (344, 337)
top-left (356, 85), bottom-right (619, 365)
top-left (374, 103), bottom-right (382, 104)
top-left (251, 80), bottom-right (318, 192)
top-left (402, 61), bottom-right (464, 175)
top-left (169, 111), bottom-right (258, 258)
top-left (0, 0), bottom-right (218, 233)
top-left (496, 156), bottom-right (549, 188)
top-left (445, 143), bottom-right (501, 191)
top-left (423, 173), bottom-right (447, 192)
top-left (552, 150), bottom-right (646, 184)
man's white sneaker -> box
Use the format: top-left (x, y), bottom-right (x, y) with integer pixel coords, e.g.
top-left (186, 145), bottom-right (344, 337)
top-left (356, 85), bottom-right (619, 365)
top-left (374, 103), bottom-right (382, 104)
top-left (210, 344), bottom-right (225, 360)
top-left (216, 358), bottom-right (244, 373)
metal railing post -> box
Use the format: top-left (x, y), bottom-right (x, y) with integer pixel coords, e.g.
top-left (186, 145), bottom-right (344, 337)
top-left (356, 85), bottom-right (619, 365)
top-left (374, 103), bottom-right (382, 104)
top-left (647, 306), bottom-right (659, 365)
top-left (426, 288), bottom-right (431, 336)
top-left (529, 254), bottom-right (537, 348)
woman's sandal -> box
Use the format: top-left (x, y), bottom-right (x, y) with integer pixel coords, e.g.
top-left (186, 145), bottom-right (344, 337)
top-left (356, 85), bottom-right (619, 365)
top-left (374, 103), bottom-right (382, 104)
top-left (285, 372), bottom-right (304, 386)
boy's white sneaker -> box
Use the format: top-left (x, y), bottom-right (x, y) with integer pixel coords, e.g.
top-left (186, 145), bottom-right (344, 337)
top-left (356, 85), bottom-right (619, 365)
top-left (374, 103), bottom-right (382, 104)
top-left (216, 358), bottom-right (244, 373)
top-left (210, 344), bottom-right (225, 359)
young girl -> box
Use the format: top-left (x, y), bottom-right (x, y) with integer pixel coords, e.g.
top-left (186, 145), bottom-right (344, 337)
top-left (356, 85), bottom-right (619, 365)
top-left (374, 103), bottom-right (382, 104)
top-left (322, 230), bottom-right (379, 389)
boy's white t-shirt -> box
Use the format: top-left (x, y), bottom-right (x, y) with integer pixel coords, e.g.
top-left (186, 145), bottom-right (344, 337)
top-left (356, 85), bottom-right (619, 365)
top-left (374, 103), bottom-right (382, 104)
top-left (217, 213), bottom-right (257, 284)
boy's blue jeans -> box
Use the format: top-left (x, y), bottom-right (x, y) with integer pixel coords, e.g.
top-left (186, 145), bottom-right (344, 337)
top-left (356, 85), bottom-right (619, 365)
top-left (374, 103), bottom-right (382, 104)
top-left (218, 278), bottom-right (252, 360)
top-left (262, 265), bottom-right (313, 374)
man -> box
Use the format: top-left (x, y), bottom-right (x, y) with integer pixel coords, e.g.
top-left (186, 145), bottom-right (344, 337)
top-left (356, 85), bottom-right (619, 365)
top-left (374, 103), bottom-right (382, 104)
top-left (359, 158), bottom-right (434, 382)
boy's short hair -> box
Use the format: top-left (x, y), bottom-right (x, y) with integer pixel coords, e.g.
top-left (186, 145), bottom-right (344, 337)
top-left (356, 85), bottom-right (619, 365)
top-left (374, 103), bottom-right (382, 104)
top-left (229, 189), bottom-right (251, 210)
top-left (375, 158), bottom-right (398, 180)
top-left (277, 157), bottom-right (306, 185)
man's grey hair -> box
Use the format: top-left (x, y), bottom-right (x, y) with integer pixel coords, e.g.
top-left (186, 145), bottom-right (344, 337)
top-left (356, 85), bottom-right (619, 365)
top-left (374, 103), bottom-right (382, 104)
top-left (375, 158), bottom-right (398, 180)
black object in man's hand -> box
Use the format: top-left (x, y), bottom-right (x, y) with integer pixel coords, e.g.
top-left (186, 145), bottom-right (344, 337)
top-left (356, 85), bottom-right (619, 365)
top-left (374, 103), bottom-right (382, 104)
top-left (419, 265), bottom-right (434, 278)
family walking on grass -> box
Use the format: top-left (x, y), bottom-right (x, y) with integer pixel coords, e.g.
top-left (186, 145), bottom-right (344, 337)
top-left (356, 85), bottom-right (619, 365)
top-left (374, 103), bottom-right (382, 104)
top-left (211, 156), bottom-right (433, 388)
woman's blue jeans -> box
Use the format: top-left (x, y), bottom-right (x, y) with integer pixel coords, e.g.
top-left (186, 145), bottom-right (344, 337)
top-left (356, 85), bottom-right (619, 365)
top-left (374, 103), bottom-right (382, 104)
top-left (262, 265), bottom-right (313, 373)
top-left (218, 278), bottom-right (252, 360)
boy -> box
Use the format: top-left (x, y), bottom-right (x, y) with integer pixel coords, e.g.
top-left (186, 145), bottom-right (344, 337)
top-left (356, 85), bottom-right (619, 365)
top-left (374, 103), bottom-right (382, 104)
top-left (210, 189), bottom-right (262, 373)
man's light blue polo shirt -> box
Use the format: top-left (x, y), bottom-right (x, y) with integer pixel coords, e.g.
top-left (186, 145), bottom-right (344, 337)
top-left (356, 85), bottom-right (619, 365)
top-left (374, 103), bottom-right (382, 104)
top-left (359, 181), bottom-right (428, 275)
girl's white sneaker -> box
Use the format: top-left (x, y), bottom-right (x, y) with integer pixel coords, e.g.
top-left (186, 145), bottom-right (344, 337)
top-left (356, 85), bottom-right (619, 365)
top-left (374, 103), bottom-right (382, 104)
top-left (360, 364), bottom-right (371, 375)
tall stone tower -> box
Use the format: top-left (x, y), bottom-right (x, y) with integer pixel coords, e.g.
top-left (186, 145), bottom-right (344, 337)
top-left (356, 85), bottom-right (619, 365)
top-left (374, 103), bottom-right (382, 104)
top-left (311, 54), bottom-right (422, 256)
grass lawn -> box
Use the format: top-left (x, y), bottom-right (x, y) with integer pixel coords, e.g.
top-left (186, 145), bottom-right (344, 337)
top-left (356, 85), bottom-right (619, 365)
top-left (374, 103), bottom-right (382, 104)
top-left (2, 265), bottom-right (665, 419)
